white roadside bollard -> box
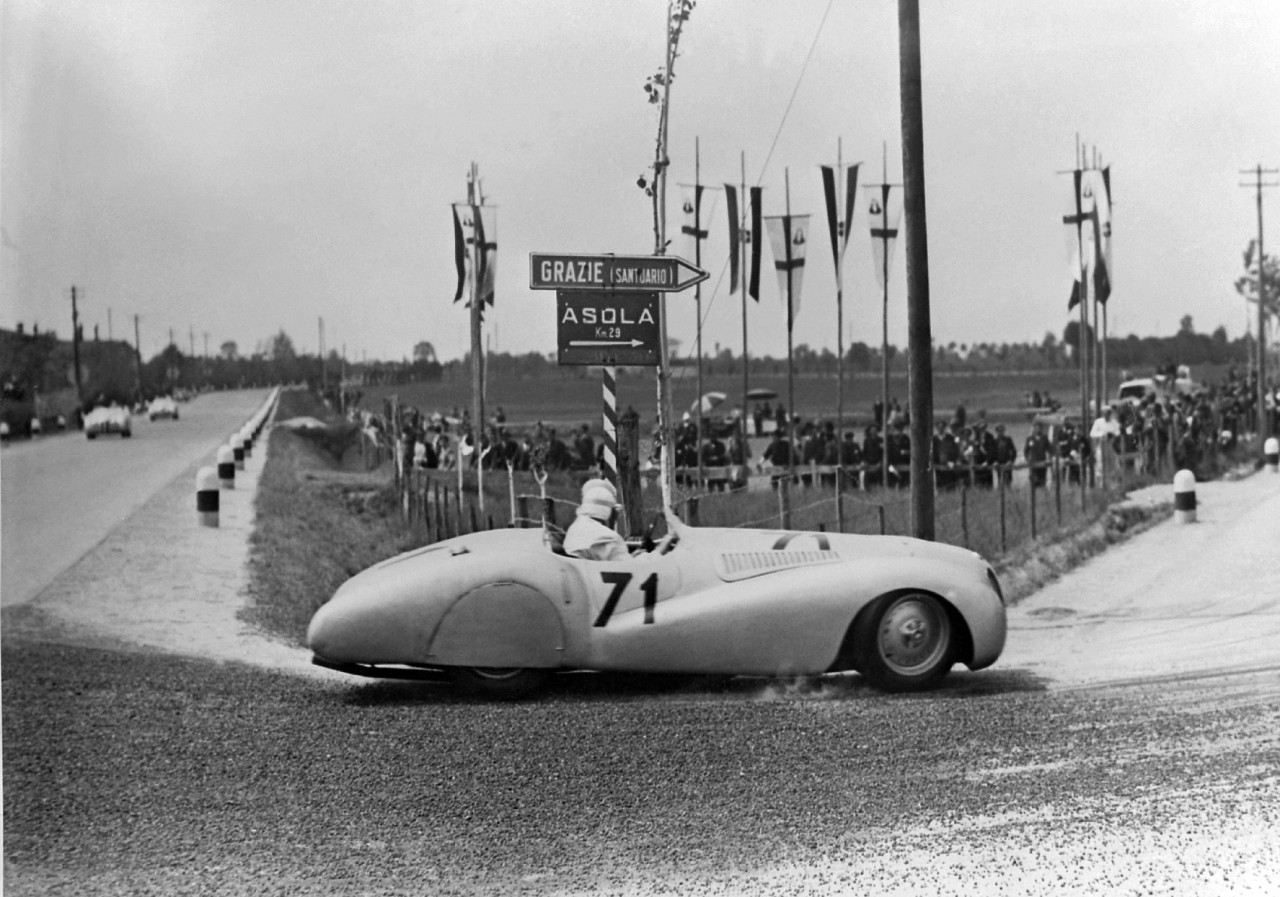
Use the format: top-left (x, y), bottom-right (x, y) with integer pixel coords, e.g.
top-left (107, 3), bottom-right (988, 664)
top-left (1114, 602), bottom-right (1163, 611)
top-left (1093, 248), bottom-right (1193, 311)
top-left (1173, 469), bottom-right (1197, 524)
top-left (230, 432), bottom-right (245, 471)
top-left (196, 466), bottom-right (219, 527)
top-left (30, 417), bottom-right (41, 437)
top-left (217, 444), bottom-right (236, 489)
top-left (1265, 436), bottom-right (1279, 473)
top-left (240, 426), bottom-right (253, 459)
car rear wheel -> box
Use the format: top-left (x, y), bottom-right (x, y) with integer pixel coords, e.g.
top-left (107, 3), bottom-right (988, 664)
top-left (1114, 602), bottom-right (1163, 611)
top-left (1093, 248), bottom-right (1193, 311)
top-left (855, 592), bottom-right (953, 692)
top-left (451, 666), bottom-right (550, 700)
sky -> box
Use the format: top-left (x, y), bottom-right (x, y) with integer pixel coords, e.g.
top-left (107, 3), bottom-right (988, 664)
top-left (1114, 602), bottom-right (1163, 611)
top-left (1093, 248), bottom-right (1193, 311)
top-left (3, 0), bottom-right (1279, 364)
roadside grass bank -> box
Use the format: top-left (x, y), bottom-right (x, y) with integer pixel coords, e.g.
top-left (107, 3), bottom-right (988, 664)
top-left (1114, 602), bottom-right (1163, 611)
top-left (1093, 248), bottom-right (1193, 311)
top-left (241, 389), bottom-right (420, 644)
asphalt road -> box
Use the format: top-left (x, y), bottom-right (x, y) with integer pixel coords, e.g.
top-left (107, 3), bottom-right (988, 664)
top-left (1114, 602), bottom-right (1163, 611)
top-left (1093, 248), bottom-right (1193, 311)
top-left (2, 410), bottom-right (1278, 894)
top-left (0, 390), bottom-right (270, 607)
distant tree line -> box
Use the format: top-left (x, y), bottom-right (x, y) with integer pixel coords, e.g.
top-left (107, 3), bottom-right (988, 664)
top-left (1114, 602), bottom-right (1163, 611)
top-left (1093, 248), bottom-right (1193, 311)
top-left (2, 312), bottom-right (1260, 430)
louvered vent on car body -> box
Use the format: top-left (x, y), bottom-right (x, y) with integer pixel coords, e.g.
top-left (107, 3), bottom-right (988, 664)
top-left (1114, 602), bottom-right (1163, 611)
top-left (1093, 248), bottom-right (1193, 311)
top-left (715, 550), bottom-right (841, 582)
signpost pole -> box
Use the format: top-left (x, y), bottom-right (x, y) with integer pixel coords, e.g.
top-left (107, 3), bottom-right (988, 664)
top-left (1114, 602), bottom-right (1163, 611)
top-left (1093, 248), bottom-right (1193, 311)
top-left (602, 365), bottom-right (618, 487)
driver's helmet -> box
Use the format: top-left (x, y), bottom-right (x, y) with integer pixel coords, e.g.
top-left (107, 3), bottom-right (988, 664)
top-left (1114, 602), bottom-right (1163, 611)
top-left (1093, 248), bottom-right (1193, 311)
top-left (577, 478), bottom-right (619, 522)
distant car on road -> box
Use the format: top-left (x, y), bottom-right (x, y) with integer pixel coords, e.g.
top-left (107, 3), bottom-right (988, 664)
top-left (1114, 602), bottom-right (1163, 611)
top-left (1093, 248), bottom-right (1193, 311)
top-left (85, 406), bottom-right (132, 439)
top-left (308, 516), bottom-right (1008, 698)
top-left (148, 396), bottom-right (180, 421)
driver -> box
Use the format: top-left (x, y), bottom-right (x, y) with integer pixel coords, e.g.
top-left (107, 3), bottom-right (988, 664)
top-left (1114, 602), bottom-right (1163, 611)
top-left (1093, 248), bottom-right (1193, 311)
top-left (563, 478), bottom-right (631, 561)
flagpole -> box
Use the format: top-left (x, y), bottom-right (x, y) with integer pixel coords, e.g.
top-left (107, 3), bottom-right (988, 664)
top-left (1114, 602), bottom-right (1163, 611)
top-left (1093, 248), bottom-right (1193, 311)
top-left (881, 142), bottom-right (890, 444)
top-left (466, 163), bottom-right (486, 516)
top-left (785, 167), bottom-right (795, 483)
top-left (694, 137), bottom-right (704, 493)
top-left (740, 151), bottom-right (749, 443)
top-left (835, 138), bottom-right (845, 516)
top-left (1091, 144), bottom-right (1102, 427)
top-left (1075, 138), bottom-right (1090, 450)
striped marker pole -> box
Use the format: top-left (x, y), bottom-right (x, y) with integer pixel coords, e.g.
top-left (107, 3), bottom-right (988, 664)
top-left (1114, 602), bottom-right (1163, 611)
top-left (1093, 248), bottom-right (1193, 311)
top-left (196, 466), bottom-right (219, 527)
top-left (1173, 469), bottom-right (1197, 524)
top-left (240, 426), bottom-right (253, 459)
top-left (1265, 436), bottom-right (1279, 472)
top-left (217, 445), bottom-right (236, 489)
top-left (601, 365), bottom-right (618, 486)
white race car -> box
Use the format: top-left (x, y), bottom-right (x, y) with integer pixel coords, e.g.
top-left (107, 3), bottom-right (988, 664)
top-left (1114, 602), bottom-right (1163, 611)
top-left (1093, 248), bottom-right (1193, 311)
top-left (148, 396), bottom-right (180, 421)
top-left (308, 515), bottom-right (1007, 698)
top-left (84, 406), bottom-right (132, 439)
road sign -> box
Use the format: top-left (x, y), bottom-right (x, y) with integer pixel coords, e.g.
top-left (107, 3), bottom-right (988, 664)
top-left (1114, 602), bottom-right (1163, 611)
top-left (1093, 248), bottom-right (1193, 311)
top-left (530, 253), bottom-right (707, 293)
top-left (556, 291), bottom-right (660, 366)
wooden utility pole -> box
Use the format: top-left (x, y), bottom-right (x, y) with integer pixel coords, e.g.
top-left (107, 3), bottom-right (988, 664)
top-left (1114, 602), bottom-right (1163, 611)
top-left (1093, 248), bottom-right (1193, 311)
top-left (898, 0), bottom-right (935, 540)
top-left (133, 314), bottom-right (143, 400)
top-left (1241, 163), bottom-right (1278, 437)
top-left (318, 317), bottom-right (326, 395)
top-left (69, 286), bottom-right (83, 405)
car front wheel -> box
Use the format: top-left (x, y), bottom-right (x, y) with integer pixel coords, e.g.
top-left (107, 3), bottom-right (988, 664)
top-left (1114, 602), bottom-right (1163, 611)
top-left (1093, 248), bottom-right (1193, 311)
top-left (855, 592), bottom-right (953, 692)
top-left (451, 666), bottom-right (550, 700)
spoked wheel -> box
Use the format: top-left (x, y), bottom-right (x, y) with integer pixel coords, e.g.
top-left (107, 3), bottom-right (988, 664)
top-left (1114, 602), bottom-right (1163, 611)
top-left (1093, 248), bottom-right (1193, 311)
top-left (450, 666), bottom-right (550, 700)
top-left (855, 592), bottom-right (954, 692)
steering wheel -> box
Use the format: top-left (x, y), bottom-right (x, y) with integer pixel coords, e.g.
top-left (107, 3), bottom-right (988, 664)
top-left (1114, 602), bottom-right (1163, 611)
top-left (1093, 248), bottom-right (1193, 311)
top-left (640, 511), bottom-right (664, 553)
top-left (653, 529), bottom-right (679, 555)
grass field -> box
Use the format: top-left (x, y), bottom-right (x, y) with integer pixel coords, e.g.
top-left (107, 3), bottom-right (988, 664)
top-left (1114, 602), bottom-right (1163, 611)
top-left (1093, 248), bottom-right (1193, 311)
top-left (356, 363), bottom-right (1237, 440)
top-left (358, 367), bottom-right (1095, 434)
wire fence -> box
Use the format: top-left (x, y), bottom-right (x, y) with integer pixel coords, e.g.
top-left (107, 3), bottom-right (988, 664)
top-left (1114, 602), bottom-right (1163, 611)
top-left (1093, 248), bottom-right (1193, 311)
top-left (389, 418), bottom-right (1258, 565)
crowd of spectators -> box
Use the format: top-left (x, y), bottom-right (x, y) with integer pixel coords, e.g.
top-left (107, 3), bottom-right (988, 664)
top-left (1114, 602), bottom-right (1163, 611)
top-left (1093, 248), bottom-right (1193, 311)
top-left (358, 365), bottom-right (1275, 492)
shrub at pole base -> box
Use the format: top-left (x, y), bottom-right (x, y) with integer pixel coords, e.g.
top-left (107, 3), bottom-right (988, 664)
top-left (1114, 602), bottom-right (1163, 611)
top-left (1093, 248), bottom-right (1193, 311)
top-left (1173, 469), bottom-right (1197, 524)
top-left (196, 466), bottom-right (219, 527)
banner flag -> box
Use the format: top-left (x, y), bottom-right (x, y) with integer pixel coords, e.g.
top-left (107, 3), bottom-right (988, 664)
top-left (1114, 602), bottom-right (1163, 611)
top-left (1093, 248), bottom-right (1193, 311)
top-left (1091, 167), bottom-right (1112, 304)
top-left (821, 163), bottom-right (863, 290)
top-left (472, 205), bottom-right (497, 307)
top-left (725, 184), bottom-right (740, 295)
top-left (680, 184), bottom-right (707, 261)
top-left (1063, 170), bottom-right (1089, 310)
top-left (748, 186), bottom-right (763, 301)
top-left (865, 184), bottom-right (902, 290)
top-left (452, 205), bottom-right (467, 304)
top-left (765, 214), bottom-right (810, 328)
top-left (821, 166), bottom-right (840, 278)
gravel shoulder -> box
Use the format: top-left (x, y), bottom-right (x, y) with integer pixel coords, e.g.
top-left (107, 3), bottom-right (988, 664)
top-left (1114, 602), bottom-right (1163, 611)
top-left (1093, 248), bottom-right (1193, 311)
top-left (1, 424), bottom-right (339, 681)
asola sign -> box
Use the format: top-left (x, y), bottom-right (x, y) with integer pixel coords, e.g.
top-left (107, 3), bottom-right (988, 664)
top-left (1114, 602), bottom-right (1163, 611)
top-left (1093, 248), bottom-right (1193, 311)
top-left (530, 253), bottom-right (707, 293)
top-left (556, 291), bottom-right (660, 366)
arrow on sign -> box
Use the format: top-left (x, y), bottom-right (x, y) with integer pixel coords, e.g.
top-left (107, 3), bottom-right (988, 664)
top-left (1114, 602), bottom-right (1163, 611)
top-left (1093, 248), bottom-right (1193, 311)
top-left (569, 339), bottom-right (646, 348)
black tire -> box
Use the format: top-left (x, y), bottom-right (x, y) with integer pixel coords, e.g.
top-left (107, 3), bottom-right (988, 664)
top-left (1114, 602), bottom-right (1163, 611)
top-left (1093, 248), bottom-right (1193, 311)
top-left (450, 666), bottom-right (550, 700)
top-left (854, 592), bottom-right (954, 692)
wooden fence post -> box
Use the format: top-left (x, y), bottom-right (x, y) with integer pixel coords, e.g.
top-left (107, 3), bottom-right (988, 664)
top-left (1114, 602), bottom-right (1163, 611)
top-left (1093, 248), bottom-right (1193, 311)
top-left (960, 482), bottom-right (969, 549)
top-left (779, 477), bottom-right (792, 529)
top-left (1030, 473), bottom-right (1038, 539)
top-left (1053, 457), bottom-right (1063, 525)
top-left (878, 503), bottom-right (886, 535)
top-left (997, 465), bottom-right (1007, 554)
top-left (686, 495), bottom-right (700, 527)
top-left (517, 495), bottom-right (529, 529)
